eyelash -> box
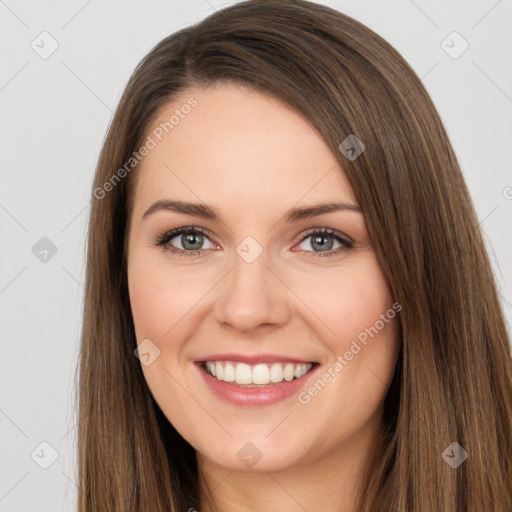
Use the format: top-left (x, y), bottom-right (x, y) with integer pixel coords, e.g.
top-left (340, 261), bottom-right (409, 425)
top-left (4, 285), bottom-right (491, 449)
top-left (153, 226), bottom-right (354, 259)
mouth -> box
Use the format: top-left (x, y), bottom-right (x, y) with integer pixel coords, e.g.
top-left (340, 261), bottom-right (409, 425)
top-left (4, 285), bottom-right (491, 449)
top-left (197, 360), bottom-right (319, 387)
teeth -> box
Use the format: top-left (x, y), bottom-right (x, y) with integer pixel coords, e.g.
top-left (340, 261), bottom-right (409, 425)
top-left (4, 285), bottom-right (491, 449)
top-left (270, 363), bottom-right (283, 383)
top-left (235, 363), bottom-right (252, 384)
top-left (204, 361), bottom-right (313, 386)
top-left (252, 364), bottom-right (270, 385)
top-left (223, 362), bottom-right (235, 382)
top-left (284, 363), bottom-right (295, 381)
top-left (215, 362), bottom-right (223, 380)
top-left (294, 363), bottom-right (308, 379)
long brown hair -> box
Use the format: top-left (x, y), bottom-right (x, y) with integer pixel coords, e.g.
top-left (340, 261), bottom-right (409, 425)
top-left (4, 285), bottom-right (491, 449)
top-left (78, 1), bottom-right (512, 510)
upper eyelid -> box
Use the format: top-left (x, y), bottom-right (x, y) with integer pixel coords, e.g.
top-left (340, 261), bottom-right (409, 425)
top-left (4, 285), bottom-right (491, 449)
top-left (159, 226), bottom-right (352, 247)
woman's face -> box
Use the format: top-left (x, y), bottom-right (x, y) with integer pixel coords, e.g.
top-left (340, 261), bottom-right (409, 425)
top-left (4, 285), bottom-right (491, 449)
top-left (127, 82), bottom-right (400, 473)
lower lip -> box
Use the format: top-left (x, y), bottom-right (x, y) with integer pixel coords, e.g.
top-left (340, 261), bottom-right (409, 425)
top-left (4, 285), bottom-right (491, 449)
top-left (195, 362), bottom-right (320, 406)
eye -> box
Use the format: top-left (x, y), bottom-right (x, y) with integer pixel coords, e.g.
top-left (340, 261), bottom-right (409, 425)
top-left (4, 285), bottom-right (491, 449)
top-left (153, 227), bottom-right (216, 257)
top-left (153, 226), bottom-right (353, 259)
top-left (294, 228), bottom-right (353, 259)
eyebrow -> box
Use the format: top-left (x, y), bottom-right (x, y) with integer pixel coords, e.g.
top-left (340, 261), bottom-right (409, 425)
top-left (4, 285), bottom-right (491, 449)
top-left (142, 199), bottom-right (362, 223)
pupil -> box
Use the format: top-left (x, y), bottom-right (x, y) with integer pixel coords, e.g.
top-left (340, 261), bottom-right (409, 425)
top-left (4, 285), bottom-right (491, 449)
top-left (183, 233), bottom-right (202, 250)
top-left (312, 234), bottom-right (333, 252)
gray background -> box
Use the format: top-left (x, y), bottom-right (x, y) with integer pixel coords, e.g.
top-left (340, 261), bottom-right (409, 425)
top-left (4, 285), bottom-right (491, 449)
top-left (0, 0), bottom-right (511, 510)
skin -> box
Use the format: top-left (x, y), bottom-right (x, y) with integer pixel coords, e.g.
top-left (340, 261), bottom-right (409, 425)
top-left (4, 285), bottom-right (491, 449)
top-left (127, 82), bottom-right (400, 512)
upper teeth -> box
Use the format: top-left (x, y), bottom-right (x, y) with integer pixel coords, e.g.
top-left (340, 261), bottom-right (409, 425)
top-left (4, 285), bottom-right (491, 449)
top-left (204, 361), bottom-right (313, 385)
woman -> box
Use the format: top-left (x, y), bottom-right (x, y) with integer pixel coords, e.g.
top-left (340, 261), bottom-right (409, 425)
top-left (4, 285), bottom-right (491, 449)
top-left (78, 1), bottom-right (512, 510)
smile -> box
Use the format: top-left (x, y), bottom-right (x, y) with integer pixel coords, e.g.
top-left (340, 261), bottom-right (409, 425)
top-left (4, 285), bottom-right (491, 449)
top-left (202, 361), bottom-right (314, 386)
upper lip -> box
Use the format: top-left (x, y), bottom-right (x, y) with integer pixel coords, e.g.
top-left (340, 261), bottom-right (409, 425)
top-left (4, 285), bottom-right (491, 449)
top-left (195, 353), bottom-right (318, 364)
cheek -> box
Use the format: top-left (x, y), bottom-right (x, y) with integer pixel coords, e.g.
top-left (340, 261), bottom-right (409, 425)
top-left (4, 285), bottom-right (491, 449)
top-left (128, 254), bottom-right (204, 342)
top-left (284, 255), bottom-right (396, 351)
top-left (290, 262), bottom-right (399, 446)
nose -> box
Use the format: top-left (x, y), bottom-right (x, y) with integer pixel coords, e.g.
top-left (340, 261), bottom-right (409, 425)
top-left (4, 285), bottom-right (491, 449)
top-left (213, 248), bottom-right (291, 333)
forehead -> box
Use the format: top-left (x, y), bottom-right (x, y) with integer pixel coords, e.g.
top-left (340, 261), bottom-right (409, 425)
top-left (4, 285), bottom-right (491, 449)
top-left (131, 83), bottom-right (357, 216)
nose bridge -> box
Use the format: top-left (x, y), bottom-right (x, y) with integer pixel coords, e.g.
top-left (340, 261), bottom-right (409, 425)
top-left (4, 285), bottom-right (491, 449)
top-left (213, 237), bottom-right (290, 332)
